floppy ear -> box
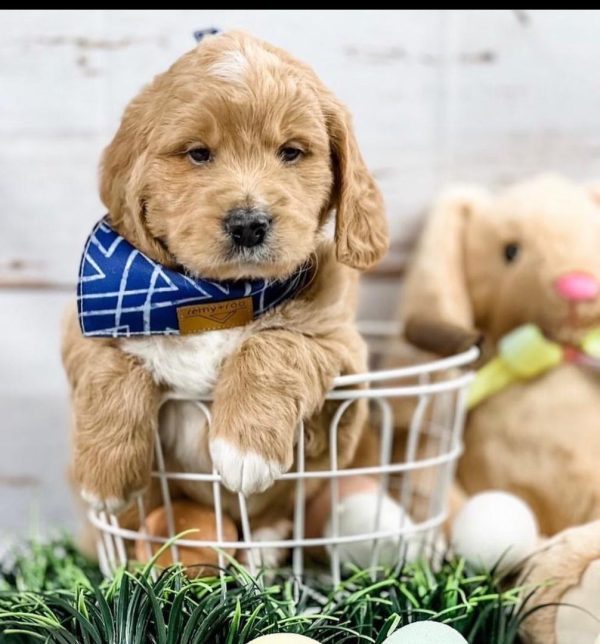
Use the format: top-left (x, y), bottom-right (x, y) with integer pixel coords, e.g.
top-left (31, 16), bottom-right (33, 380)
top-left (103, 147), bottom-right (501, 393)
top-left (99, 96), bottom-right (173, 265)
top-left (323, 98), bottom-right (389, 270)
top-left (401, 187), bottom-right (488, 331)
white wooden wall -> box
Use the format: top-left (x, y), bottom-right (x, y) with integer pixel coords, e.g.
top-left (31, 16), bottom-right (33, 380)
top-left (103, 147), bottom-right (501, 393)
top-left (2, 9), bottom-right (600, 536)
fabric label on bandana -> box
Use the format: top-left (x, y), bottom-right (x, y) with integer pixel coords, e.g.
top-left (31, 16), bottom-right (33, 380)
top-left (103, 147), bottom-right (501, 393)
top-left (177, 297), bottom-right (253, 334)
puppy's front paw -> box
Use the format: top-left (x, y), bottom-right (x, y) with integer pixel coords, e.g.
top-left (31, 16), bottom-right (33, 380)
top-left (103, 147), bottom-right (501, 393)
top-left (209, 438), bottom-right (287, 495)
top-left (80, 489), bottom-right (140, 514)
top-left (74, 445), bottom-right (151, 514)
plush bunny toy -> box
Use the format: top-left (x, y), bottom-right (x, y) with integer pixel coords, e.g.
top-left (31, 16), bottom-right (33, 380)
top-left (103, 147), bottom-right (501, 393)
top-left (399, 175), bottom-right (600, 644)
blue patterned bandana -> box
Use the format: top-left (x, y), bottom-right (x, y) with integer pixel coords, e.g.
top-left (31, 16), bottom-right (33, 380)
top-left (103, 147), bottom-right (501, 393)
top-left (77, 218), bottom-right (313, 337)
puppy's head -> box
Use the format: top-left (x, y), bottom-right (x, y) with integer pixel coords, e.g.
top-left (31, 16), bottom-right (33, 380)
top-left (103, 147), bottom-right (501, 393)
top-left (100, 31), bottom-right (387, 280)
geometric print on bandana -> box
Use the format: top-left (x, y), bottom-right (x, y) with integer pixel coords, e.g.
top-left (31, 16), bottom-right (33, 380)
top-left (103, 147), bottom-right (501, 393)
top-left (77, 217), bottom-right (313, 338)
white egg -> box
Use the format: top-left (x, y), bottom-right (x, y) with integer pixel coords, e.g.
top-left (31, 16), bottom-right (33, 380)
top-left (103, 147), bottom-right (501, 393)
top-left (247, 635), bottom-right (320, 644)
top-left (383, 621), bottom-right (467, 643)
top-left (324, 492), bottom-right (420, 568)
top-left (451, 491), bottom-right (539, 572)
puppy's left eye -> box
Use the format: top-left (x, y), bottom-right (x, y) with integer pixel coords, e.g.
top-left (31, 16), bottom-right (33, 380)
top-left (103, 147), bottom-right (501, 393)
top-left (187, 147), bottom-right (212, 165)
top-left (278, 146), bottom-right (304, 164)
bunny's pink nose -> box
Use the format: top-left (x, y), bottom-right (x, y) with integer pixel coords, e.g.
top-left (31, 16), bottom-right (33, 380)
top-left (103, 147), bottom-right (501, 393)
top-left (554, 272), bottom-right (600, 302)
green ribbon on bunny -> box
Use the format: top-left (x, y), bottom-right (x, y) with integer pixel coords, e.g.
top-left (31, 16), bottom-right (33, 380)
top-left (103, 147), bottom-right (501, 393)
top-left (468, 325), bottom-right (600, 409)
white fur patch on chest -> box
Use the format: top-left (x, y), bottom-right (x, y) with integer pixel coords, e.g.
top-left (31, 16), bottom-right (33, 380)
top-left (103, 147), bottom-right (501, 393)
top-left (121, 328), bottom-right (247, 397)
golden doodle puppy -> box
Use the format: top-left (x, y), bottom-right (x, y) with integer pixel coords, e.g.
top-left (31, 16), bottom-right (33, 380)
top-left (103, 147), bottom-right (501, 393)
top-left (61, 31), bottom-right (388, 543)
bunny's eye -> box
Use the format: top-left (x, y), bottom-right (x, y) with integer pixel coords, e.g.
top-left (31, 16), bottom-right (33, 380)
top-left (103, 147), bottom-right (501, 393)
top-left (503, 242), bottom-right (520, 263)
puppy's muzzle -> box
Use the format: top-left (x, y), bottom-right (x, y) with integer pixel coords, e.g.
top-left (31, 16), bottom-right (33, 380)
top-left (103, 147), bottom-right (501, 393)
top-left (223, 208), bottom-right (272, 249)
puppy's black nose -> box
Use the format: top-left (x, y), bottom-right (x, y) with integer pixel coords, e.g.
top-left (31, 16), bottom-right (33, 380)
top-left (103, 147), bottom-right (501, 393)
top-left (224, 208), bottom-right (272, 248)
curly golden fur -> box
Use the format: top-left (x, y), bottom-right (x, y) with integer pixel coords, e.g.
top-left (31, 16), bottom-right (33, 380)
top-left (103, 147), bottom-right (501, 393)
top-left (61, 31), bottom-right (388, 549)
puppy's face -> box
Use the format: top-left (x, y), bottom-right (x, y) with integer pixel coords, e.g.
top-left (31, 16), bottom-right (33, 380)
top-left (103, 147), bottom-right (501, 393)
top-left (144, 44), bottom-right (332, 280)
top-left (101, 32), bottom-right (388, 280)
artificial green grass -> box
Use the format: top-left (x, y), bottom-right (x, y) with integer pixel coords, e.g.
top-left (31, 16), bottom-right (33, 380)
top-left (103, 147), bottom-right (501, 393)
top-left (0, 538), bottom-right (533, 643)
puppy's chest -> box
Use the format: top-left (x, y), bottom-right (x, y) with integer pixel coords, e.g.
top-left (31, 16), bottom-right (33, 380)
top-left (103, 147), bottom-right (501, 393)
top-left (121, 328), bottom-right (247, 397)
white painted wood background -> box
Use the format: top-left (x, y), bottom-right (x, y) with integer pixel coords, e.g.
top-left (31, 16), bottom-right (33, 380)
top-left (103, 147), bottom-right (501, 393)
top-left (2, 9), bottom-right (600, 537)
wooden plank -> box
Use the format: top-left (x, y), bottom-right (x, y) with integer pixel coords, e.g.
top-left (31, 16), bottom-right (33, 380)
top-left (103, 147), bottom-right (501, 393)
top-left (4, 10), bottom-right (600, 291)
top-left (0, 10), bottom-right (445, 292)
top-left (442, 10), bottom-right (600, 183)
top-left (0, 291), bottom-right (75, 534)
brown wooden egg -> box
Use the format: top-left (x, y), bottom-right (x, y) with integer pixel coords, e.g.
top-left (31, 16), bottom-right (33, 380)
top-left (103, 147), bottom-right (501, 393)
top-left (134, 500), bottom-right (237, 576)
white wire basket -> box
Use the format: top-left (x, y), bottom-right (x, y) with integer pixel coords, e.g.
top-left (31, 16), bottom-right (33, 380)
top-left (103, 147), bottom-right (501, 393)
top-left (88, 323), bottom-right (478, 583)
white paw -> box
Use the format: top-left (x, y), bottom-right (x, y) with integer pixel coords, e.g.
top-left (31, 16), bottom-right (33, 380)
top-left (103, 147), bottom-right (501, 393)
top-left (209, 439), bottom-right (285, 495)
top-left (80, 489), bottom-right (131, 514)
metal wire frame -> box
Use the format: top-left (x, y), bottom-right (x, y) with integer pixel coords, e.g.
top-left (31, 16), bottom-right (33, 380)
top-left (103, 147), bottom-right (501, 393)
top-left (89, 331), bottom-right (478, 583)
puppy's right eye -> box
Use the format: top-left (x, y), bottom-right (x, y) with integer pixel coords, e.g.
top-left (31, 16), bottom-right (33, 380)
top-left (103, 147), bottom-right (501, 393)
top-left (187, 147), bottom-right (212, 165)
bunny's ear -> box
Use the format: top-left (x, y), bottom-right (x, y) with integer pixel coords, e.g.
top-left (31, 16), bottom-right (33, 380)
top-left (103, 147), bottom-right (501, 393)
top-left (401, 187), bottom-right (488, 331)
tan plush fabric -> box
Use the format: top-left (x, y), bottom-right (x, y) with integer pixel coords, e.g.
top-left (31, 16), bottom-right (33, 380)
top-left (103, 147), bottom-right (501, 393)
top-left (397, 175), bottom-right (600, 641)
top-left (520, 522), bottom-right (600, 644)
top-left (400, 175), bottom-right (600, 535)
